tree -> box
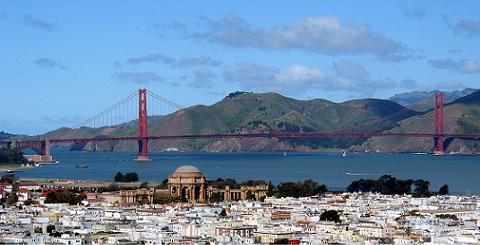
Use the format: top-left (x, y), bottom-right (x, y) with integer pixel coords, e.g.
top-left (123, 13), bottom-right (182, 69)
top-left (46, 225), bottom-right (56, 234)
top-left (347, 176), bottom-right (427, 196)
top-left (114, 172), bottom-right (139, 182)
top-left (114, 172), bottom-right (124, 182)
top-left (45, 191), bottom-right (85, 205)
top-left (0, 174), bottom-right (18, 184)
top-left (267, 181), bottom-right (275, 197)
top-left (209, 192), bottom-right (223, 203)
top-left (219, 208), bottom-right (227, 217)
top-left (246, 190), bottom-right (256, 201)
top-left (438, 184), bottom-right (449, 195)
top-left (5, 192), bottom-right (17, 206)
top-left (273, 238), bottom-right (289, 244)
top-left (276, 179), bottom-right (327, 198)
top-left (413, 180), bottom-right (431, 198)
top-left (320, 210), bottom-right (341, 223)
top-left (156, 179), bottom-right (168, 189)
top-left (124, 172), bottom-right (139, 182)
top-left (0, 148), bottom-right (28, 165)
top-left (139, 182), bottom-right (149, 188)
top-left (153, 192), bottom-right (180, 204)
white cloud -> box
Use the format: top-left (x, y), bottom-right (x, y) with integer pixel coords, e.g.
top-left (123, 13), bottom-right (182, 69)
top-left (188, 68), bottom-right (218, 88)
top-left (34, 58), bottom-right (68, 70)
top-left (23, 15), bottom-right (55, 31)
top-left (121, 53), bottom-right (222, 68)
top-left (436, 81), bottom-right (465, 91)
top-left (191, 14), bottom-right (410, 61)
top-left (223, 61), bottom-right (396, 95)
top-left (113, 72), bottom-right (164, 84)
top-left (443, 16), bottom-right (480, 37)
top-left (428, 58), bottom-right (480, 73)
top-left (403, 8), bottom-right (426, 20)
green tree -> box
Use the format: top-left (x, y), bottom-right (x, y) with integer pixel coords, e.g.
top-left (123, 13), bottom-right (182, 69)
top-left (5, 192), bottom-right (17, 206)
top-left (209, 192), bottom-right (223, 203)
top-left (276, 179), bottom-right (327, 198)
top-left (438, 184), bottom-right (449, 195)
top-left (153, 192), bottom-right (180, 204)
top-left (0, 149), bottom-right (28, 165)
top-left (267, 181), bottom-right (275, 197)
top-left (156, 179), bottom-right (168, 189)
top-left (114, 172), bottom-right (124, 182)
top-left (320, 210), bottom-right (341, 223)
top-left (0, 174), bottom-right (18, 184)
top-left (124, 172), bottom-right (139, 182)
top-left (413, 180), bottom-right (431, 198)
top-left (45, 191), bottom-right (85, 205)
top-left (139, 182), bottom-right (149, 188)
top-left (114, 172), bottom-right (139, 182)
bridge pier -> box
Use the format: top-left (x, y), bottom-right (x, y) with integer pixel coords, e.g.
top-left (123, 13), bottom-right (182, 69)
top-left (433, 92), bottom-right (445, 155)
top-left (13, 139), bottom-right (54, 163)
top-left (135, 89), bottom-right (151, 161)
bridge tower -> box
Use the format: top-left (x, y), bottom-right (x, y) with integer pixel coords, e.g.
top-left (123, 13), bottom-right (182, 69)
top-left (433, 92), bottom-right (444, 155)
top-left (136, 89), bottom-right (150, 161)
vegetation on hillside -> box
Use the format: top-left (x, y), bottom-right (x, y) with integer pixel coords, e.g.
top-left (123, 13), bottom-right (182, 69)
top-left (43, 92), bottom-right (419, 153)
top-left (40, 90), bottom-right (480, 153)
top-left (0, 132), bottom-right (15, 141)
top-left (0, 149), bottom-right (28, 165)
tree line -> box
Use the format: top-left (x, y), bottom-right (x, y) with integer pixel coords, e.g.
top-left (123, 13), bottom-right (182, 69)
top-left (114, 172), bottom-right (139, 182)
top-left (347, 175), bottom-right (448, 197)
top-left (0, 149), bottom-right (28, 165)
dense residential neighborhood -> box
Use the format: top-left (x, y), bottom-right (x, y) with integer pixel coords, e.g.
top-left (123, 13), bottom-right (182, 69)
top-left (0, 177), bottom-right (479, 244)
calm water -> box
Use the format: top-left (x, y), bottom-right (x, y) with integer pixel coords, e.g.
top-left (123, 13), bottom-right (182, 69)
top-left (15, 150), bottom-right (480, 195)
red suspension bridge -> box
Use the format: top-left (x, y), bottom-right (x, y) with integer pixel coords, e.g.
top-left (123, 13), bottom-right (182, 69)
top-left (1, 89), bottom-right (480, 161)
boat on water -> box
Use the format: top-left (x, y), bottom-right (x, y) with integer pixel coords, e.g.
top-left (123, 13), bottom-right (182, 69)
top-left (3, 169), bottom-right (23, 173)
top-left (283, 152), bottom-right (288, 157)
top-left (75, 164), bottom-right (88, 168)
top-left (342, 150), bottom-right (347, 157)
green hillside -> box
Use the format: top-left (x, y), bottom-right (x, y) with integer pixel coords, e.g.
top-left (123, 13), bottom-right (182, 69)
top-left (44, 92), bottom-right (418, 152)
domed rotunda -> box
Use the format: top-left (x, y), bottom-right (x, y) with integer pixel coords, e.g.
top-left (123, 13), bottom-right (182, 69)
top-left (168, 165), bottom-right (207, 202)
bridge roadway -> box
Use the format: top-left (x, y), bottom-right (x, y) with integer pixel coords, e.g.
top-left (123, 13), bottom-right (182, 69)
top-left (4, 131), bottom-right (480, 145)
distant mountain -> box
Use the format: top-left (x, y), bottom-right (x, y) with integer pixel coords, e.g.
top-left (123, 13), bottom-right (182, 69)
top-left (0, 132), bottom-right (15, 141)
top-left (355, 89), bottom-right (480, 154)
top-left (390, 88), bottom-right (477, 111)
top-left (44, 92), bottom-right (417, 152)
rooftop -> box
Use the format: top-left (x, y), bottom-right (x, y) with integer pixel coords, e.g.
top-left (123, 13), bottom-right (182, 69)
top-left (174, 165), bottom-right (201, 173)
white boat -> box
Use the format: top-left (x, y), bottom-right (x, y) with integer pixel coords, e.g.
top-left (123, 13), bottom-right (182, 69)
top-left (283, 152), bottom-right (287, 157)
top-left (342, 150), bottom-right (347, 157)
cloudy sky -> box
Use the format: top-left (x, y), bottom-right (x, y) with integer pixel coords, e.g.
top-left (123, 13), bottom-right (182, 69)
top-left (1, 1), bottom-right (480, 134)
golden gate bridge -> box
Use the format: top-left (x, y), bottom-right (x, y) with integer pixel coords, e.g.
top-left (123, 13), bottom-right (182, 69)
top-left (1, 89), bottom-right (480, 161)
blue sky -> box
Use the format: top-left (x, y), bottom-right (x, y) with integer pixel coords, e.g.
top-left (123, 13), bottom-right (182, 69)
top-left (1, 1), bottom-right (480, 135)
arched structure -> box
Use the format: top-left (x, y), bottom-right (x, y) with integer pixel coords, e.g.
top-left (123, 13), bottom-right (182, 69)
top-left (168, 165), bottom-right (207, 203)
